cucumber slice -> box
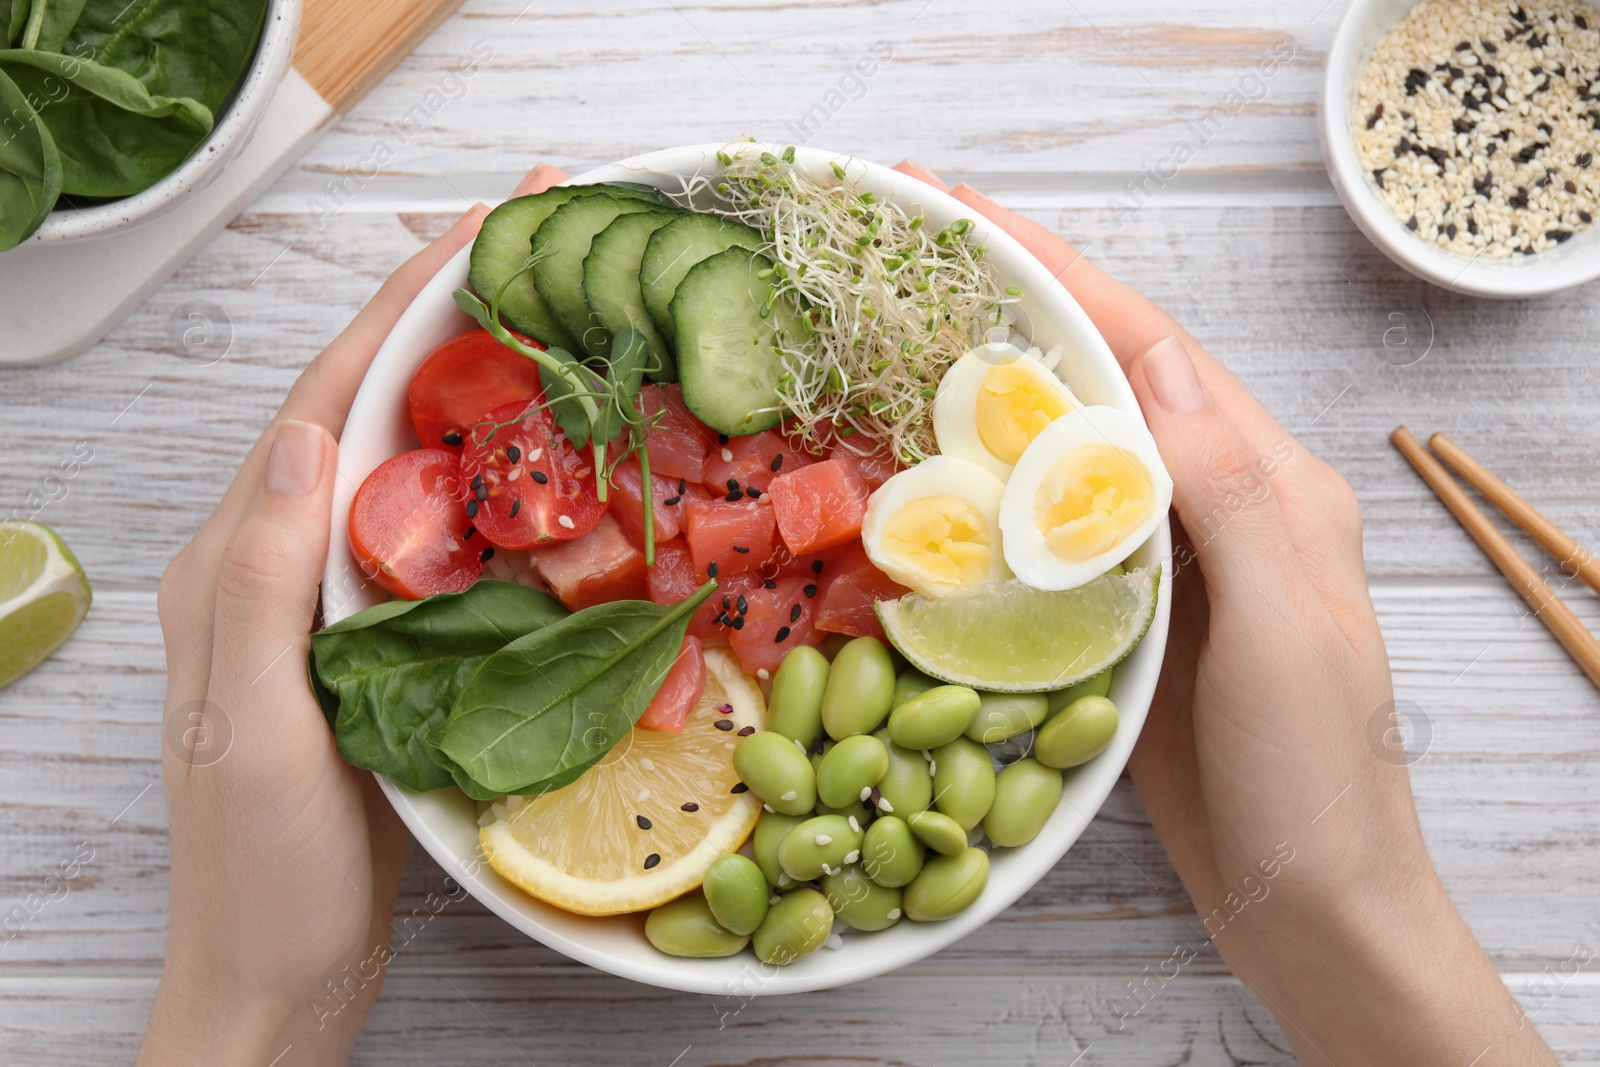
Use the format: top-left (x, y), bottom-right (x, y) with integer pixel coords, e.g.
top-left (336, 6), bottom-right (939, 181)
top-left (641, 214), bottom-right (764, 345)
top-left (534, 194), bottom-right (670, 360)
top-left (469, 184), bottom-right (667, 348)
top-left (583, 211), bottom-right (682, 382)
top-left (671, 248), bottom-right (800, 436)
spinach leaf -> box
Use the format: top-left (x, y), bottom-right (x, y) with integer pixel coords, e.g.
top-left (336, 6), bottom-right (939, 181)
top-left (590, 328), bottom-right (649, 446)
top-left (0, 64), bottom-right (60, 248)
top-left (20, 0), bottom-right (87, 52)
top-left (438, 581), bottom-right (717, 796)
top-left (0, 49), bottom-right (211, 196)
top-left (5, 1), bottom-right (27, 47)
top-left (536, 343), bottom-right (599, 449)
top-left (65, 0), bottom-right (269, 112)
top-left (310, 581), bottom-right (568, 793)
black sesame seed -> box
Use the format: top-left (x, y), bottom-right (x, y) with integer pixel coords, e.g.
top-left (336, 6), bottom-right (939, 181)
top-left (731, 782), bottom-right (749, 794)
top-left (501, 500), bottom-right (516, 520)
top-left (1581, 211), bottom-right (1593, 224)
top-left (1373, 167), bottom-right (1388, 189)
top-left (463, 525), bottom-right (476, 540)
top-left (737, 725), bottom-right (755, 736)
top-left (804, 584), bottom-right (817, 598)
top-left (465, 499), bottom-right (480, 518)
top-left (746, 487), bottom-right (761, 499)
top-left (1578, 15), bottom-right (1589, 29)
top-left (717, 433), bottom-right (730, 445)
top-left (1484, 41), bottom-right (1497, 53)
top-left (733, 545), bottom-right (750, 553)
top-left (1580, 152), bottom-right (1594, 168)
top-left (681, 802), bottom-right (700, 812)
top-left (1550, 230), bottom-right (1574, 243)
top-left (726, 491), bottom-right (743, 502)
top-left (708, 562), bottom-right (720, 578)
top-left (1406, 216), bottom-right (1419, 231)
top-left (722, 595), bottom-right (732, 609)
top-left (480, 547), bottom-right (495, 562)
top-left (714, 719), bottom-right (735, 731)
top-left (643, 853), bottom-right (661, 870)
top-left (443, 432), bottom-right (463, 446)
top-left (1454, 118), bottom-right (1474, 134)
top-left (678, 479), bottom-right (687, 494)
top-left (775, 626), bottom-right (791, 642)
top-left (736, 594), bottom-right (748, 613)
top-left (471, 474), bottom-right (484, 489)
top-left (636, 814), bottom-right (653, 830)
top-left (663, 495), bottom-right (682, 506)
top-left (1456, 41), bottom-right (1471, 51)
top-left (506, 445), bottom-right (521, 464)
top-left (770, 454), bottom-right (784, 472)
top-left (811, 560), bottom-right (824, 574)
top-left (763, 579), bottom-right (777, 589)
top-left (812, 736), bottom-right (825, 755)
top-left (731, 616), bottom-right (745, 630)
top-left (1567, 180), bottom-right (1579, 194)
top-left (790, 604), bottom-right (803, 623)
top-left (531, 470), bottom-right (549, 485)
top-left (475, 484), bottom-right (488, 501)
top-left (727, 479), bottom-right (740, 492)
top-left (1447, 223), bottom-right (1458, 239)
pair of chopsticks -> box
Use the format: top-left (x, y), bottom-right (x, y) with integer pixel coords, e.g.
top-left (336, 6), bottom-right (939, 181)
top-left (1391, 427), bottom-right (1600, 690)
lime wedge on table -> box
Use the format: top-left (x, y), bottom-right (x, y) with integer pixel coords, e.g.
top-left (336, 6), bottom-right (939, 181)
top-left (877, 566), bottom-right (1160, 693)
top-left (0, 522), bottom-right (91, 690)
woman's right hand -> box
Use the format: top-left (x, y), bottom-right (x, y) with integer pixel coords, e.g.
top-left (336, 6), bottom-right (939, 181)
top-left (894, 160), bottom-right (1554, 1065)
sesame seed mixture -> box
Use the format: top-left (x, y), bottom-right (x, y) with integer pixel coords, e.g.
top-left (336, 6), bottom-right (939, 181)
top-left (1354, 1), bottom-right (1600, 256)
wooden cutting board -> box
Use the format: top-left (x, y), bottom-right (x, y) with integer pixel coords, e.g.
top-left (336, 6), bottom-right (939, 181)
top-left (0, 0), bottom-right (465, 366)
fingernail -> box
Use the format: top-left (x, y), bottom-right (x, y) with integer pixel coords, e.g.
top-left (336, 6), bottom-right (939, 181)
top-left (266, 419), bottom-right (325, 497)
top-left (950, 182), bottom-right (996, 208)
top-left (1141, 336), bottom-right (1208, 414)
top-left (897, 158), bottom-right (950, 190)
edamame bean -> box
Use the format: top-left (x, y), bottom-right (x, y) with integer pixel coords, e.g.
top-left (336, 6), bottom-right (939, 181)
top-left (816, 734), bottom-right (889, 809)
top-left (983, 758), bottom-right (1063, 847)
top-left (964, 692), bottom-right (1049, 743)
top-left (1046, 666), bottom-right (1112, 714)
top-left (767, 645), bottom-right (829, 747)
top-left (818, 632), bottom-right (853, 661)
top-left (733, 731), bottom-right (817, 816)
top-left (815, 798), bottom-right (873, 823)
top-left (752, 887), bottom-right (833, 965)
top-left (931, 736), bottom-right (996, 831)
top-left (902, 846), bottom-right (989, 921)
top-left (822, 865), bottom-right (904, 931)
top-left (893, 667), bottom-right (940, 708)
top-left (702, 854), bottom-right (770, 936)
top-left (777, 814), bottom-right (865, 881)
top-left (752, 810), bottom-right (807, 886)
top-left (820, 636), bottom-right (896, 739)
top-left (860, 815), bottom-right (924, 888)
top-left (645, 893), bottom-right (749, 958)
top-left (907, 809), bottom-right (968, 855)
top-left (1035, 695), bottom-right (1119, 769)
top-left (887, 685), bottom-right (981, 750)
top-left (872, 729), bottom-right (933, 816)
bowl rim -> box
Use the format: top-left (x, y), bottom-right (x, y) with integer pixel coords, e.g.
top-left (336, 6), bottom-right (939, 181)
top-left (27, 0), bottom-right (301, 245)
top-left (1320, 0), bottom-right (1600, 298)
top-left (322, 143), bottom-right (1173, 995)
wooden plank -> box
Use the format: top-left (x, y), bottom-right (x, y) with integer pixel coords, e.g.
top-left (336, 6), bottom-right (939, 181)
top-left (1, 586), bottom-right (1595, 975)
top-left (5, 202), bottom-right (1599, 588)
top-left (4, 973), bottom-right (1598, 1066)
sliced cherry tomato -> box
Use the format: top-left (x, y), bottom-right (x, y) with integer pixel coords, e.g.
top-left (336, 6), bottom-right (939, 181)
top-left (815, 541), bottom-right (910, 639)
top-left (461, 399), bottom-right (606, 550)
top-left (684, 496), bottom-right (777, 579)
top-left (636, 636), bottom-right (706, 733)
top-left (638, 384), bottom-right (714, 483)
top-left (609, 457), bottom-right (697, 549)
top-left (769, 457), bottom-right (870, 555)
top-left (729, 575), bottom-right (824, 677)
top-left (408, 328), bottom-right (545, 451)
top-left (349, 448), bottom-right (485, 599)
top-left (702, 429), bottom-right (814, 497)
top-left (532, 513), bottom-right (647, 611)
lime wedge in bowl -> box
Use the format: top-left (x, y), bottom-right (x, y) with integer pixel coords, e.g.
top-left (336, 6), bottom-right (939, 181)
top-left (0, 521), bottom-right (91, 690)
top-left (877, 566), bottom-right (1160, 693)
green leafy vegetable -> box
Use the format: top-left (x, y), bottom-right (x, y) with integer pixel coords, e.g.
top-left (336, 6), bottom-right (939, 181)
top-left (437, 580), bottom-right (718, 796)
top-left (310, 581), bottom-right (567, 793)
top-left (590, 327), bottom-right (650, 445)
top-left (20, 0), bottom-right (88, 52)
top-left (536, 343), bottom-right (599, 449)
top-left (65, 0), bottom-right (269, 112)
top-left (5, 2), bottom-right (28, 47)
top-left (0, 65), bottom-right (60, 248)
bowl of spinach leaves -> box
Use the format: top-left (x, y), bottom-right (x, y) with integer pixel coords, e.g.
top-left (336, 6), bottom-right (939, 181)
top-left (0, 0), bottom-right (299, 252)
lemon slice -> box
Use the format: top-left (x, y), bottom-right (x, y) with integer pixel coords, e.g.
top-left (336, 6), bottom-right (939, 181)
top-left (878, 565), bottom-right (1160, 693)
top-left (0, 521), bottom-right (91, 690)
top-left (480, 647), bottom-right (763, 915)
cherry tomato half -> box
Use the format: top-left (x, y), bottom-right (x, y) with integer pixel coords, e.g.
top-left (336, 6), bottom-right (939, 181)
top-left (349, 448), bottom-right (486, 599)
top-left (408, 328), bottom-right (545, 451)
top-left (460, 399), bottom-right (607, 549)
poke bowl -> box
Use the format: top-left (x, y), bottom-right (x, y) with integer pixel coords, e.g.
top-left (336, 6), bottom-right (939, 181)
top-left (318, 143), bottom-right (1173, 995)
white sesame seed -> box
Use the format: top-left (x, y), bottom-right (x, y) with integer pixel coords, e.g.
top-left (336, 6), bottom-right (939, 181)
top-left (526, 447), bottom-right (542, 461)
top-left (721, 448), bottom-right (734, 461)
top-left (859, 786), bottom-right (872, 802)
top-left (878, 797), bottom-right (895, 812)
top-left (887, 908), bottom-right (902, 920)
top-left (757, 668), bottom-right (770, 680)
top-left (507, 467), bottom-right (521, 482)
top-left (815, 834), bottom-right (833, 846)
top-left (763, 802), bottom-right (775, 812)
top-left (636, 788), bottom-right (650, 802)
top-left (778, 872), bottom-right (792, 886)
top-left (780, 790), bottom-right (797, 802)
top-left (639, 757), bottom-right (655, 772)
top-left (557, 514), bottom-right (575, 529)
top-left (844, 849), bottom-right (860, 864)
top-left (848, 815), bottom-right (861, 833)
top-left (794, 738), bottom-right (807, 751)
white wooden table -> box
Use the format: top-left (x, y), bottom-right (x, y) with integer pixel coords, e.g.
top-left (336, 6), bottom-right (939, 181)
top-left (4, 2), bottom-right (1599, 1062)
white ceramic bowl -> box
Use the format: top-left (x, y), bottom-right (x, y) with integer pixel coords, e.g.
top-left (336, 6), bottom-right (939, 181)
top-left (321, 144), bottom-right (1172, 995)
top-left (1322, 0), bottom-right (1600, 297)
top-left (28, 0), bottom-right (300, 244)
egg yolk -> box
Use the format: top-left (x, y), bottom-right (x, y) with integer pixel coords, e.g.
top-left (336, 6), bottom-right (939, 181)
top-left (881, 496), bottom-right (992, 589)
top-left (1033, 445), bottom-right (1155, 561)
top-left (976, 360), bottom-right (1073, 465)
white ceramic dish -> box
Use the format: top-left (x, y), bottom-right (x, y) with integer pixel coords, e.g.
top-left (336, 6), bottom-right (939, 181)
top-left (28, 0), bottom-right (300, 245)
top-left (321, 144), bottom-right (1173, 995)
top-left (1321, 0), bottom-right (1600, 297)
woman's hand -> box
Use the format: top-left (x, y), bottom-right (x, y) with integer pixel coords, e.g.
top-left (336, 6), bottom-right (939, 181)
top-left (141, 166), bottom-right (567, 1067)
top-left (893, 161), bottom-right (1554, 1065)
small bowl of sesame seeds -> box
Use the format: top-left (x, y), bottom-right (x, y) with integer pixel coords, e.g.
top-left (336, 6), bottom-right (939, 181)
top-left (1322, 0), bottom-right (1600, 296)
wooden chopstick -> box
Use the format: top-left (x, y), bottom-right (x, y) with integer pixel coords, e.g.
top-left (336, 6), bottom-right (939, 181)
top-left (1390, 426), bottom-right (1600, 691)
top-left (1428, 431), bottom-right (1600, 597)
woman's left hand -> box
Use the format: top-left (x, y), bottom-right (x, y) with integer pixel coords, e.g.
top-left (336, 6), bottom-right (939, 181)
top-left (140, 166), bottom-right (566, 1067)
